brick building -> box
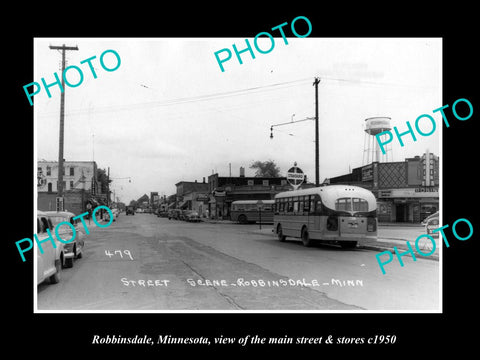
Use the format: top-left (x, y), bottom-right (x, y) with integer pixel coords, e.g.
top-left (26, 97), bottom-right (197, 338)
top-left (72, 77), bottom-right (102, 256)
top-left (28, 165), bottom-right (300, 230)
top-left (327, 151), bottom-right (439, 223)
top-left (37, 160), bottom-right (104, 215)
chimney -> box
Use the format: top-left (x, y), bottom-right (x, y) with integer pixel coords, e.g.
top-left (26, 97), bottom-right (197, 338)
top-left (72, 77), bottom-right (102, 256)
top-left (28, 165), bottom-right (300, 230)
top-left (240, 166), bottom-right (245, 177)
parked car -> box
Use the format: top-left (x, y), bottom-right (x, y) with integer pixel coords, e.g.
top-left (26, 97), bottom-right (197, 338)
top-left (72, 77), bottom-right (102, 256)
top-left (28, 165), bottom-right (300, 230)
top-left (168, 209), bottom-right (182, 220)
top-left (424, 213), bottom-right (440, 238)
top-left (126, 206), bottom-right (135, 215)
top-left (421, 211), bottom-right (439, 226)
top-left (137, 208), bottom-right (144, 213)
top-left (37, 211), bottom-right (65, 285)
top-left (44, 211), bottom-right (85, 268)
top-left (184, 210), bottom-right (201, 222)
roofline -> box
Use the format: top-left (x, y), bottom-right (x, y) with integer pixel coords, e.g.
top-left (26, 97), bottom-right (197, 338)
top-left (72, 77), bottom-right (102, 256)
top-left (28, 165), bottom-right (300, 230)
top-left (274, 184), bottom-right (375, 199)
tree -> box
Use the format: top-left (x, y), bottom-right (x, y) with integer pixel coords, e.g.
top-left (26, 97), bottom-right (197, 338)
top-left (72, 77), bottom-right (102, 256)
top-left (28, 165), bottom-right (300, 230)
top-left (249, 160), bottom-right (281, 177)
top-left (96, 168), bottom-right (112, 195)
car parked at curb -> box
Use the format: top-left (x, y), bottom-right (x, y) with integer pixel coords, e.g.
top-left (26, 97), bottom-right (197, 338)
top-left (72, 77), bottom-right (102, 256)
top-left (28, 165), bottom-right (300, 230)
top-left (37, 211), bottom-right (66, 285)
top-left (423, 212), bottom-right (439, 238)
top-left (44, 211), bottom-right (85, 268)
top-left (183, 210), bottom-right (201, 222)
top-left (168, 209), bottom-right (182, 220)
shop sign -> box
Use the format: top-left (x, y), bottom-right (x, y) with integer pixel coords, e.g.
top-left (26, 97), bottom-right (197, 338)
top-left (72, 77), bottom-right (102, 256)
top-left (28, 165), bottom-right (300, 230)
top-left (378, 188), bottom-right (438, 198)
top-left (287, 165), bottom-right (304, 189)
top-left (196, 194), bottom-right (209, 201)
top-left (362, 164), bottom-right (373, 181)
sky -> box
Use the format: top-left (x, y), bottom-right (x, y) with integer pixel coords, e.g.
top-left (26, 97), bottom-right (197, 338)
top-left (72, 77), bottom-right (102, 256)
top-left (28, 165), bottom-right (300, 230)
top-left (34, 37), bottom-right (441, 203)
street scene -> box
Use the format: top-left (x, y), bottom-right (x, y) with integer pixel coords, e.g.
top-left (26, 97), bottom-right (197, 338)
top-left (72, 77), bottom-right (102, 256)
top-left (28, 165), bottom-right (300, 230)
top-left (34, 37), bottom-right (441, 312)
top-left (37, 212), bottom-right (439, 311)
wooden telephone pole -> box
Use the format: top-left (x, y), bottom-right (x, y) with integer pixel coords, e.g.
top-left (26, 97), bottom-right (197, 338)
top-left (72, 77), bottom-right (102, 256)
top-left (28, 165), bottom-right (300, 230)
top-left (313, 77), bottom-right (320, 186)
top-left (49, 44), bottom-right (78, 209)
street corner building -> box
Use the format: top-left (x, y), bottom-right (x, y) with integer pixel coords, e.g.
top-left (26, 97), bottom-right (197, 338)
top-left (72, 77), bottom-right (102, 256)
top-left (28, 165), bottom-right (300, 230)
top-left (37, 160), bottom-right (109, 214)
top-left (327, 151), bottom-right (439, 223)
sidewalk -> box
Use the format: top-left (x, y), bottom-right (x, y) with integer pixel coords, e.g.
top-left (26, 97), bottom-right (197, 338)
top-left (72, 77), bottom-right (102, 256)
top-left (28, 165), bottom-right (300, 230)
top-left (249, 226), bottom-right (439, 261)
top-left (201, 218), bottom-right (439, 261)
top-left (361, 236), bottom-right (439, 261)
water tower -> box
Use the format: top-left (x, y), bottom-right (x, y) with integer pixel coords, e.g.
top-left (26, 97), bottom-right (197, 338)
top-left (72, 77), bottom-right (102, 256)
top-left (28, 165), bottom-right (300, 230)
top-left (363, 117), bottom-right (392, 164)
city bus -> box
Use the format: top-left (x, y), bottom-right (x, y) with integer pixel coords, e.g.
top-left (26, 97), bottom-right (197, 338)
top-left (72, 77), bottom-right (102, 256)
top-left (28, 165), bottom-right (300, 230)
top-left (230, 200), bottom-right (275, 224)
top-left (273, 185), bottom-right (377, 248)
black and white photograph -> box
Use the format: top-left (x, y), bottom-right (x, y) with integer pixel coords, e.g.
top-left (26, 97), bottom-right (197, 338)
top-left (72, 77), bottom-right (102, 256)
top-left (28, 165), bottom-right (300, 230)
top-left (7, 6), bottom-right (479, 355)
top-left (32, 37), bottom-right (441, 312)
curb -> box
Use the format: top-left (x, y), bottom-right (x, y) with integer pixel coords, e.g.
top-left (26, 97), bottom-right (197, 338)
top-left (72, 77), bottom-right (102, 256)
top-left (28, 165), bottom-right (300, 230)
top-left (360, 241), bottom-right (439, 261)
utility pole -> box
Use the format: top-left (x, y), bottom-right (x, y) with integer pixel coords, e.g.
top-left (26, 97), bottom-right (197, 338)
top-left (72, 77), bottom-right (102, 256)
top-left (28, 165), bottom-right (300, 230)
top-left (49, 44), bottom-right (78, 209)
top-left (313, 77), bottom-right (321, 186)
top-left (107, 167), bottom-right (110, 208)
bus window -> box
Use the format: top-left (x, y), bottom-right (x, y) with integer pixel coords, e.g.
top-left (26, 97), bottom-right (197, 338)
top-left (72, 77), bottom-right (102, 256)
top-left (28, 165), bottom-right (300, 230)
top-left (335, 198), bottom-right (351, 211)
top-left (287, 199), bottom-right (294, 213)
top-left (293, 200), bottom-right (299, 213)
top-left (352, 198), bottom-right (368, 212)
top-left (303, 196), bottom-right (310, 212)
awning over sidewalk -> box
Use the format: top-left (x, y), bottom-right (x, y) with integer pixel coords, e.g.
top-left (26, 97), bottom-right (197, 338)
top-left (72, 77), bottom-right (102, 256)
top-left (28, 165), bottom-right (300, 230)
top-left (179, 200), bottom-right (191, 210)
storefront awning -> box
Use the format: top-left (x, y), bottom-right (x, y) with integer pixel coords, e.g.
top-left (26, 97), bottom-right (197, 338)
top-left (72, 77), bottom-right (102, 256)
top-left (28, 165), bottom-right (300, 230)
top-left (178, 200), bottom-right (191, 209)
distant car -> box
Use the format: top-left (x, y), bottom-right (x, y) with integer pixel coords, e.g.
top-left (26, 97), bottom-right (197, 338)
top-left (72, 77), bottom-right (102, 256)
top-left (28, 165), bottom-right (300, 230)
top-left (184, 210), bottom-right (201, 222)
top-left (37, 211), bottom-right (66, 285)
top-left (44, 211), bottom-right (85, 268)
top-left (126, 206), bottom-right (135, 215)
top-left (136, 208), bottom-right (143, 213)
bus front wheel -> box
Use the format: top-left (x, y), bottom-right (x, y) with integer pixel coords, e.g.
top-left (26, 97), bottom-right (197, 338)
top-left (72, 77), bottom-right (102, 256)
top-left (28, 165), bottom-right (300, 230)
top-left (277, 224), bottom-right (286, 242)
top-left (301, 227), bottom-right (313, 247)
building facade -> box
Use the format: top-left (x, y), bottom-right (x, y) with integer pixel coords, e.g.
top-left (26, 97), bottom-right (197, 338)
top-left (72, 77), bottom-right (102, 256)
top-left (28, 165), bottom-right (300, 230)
top-left (207, 173), bottom-right (311, 220)
top-left (175, 179), bottom-right (210, 216)
top-left (37, 160), bottom-right (98, 193)
top-left (327, 151), bottom-right (439, 223)
top-left (37, 160), bottom-right (102, 214)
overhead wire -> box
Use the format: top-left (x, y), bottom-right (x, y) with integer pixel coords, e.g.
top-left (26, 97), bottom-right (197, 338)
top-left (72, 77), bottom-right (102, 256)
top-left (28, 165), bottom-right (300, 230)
top-left (37, 77), bottom-right (313, 119)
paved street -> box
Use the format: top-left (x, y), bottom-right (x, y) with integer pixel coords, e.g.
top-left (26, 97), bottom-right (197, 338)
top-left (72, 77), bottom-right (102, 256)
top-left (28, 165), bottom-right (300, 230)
top-left (37, 213), bottom-right (440, 311)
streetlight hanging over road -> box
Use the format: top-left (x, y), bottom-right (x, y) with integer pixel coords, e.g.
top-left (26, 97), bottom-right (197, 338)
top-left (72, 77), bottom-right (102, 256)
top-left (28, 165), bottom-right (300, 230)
top-left (269, 77), bottom-right (321, 186)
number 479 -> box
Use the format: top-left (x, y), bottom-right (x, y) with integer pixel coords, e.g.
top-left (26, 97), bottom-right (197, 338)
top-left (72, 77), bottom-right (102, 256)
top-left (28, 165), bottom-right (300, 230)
top-left (105, 249), bottom-right (133, 260)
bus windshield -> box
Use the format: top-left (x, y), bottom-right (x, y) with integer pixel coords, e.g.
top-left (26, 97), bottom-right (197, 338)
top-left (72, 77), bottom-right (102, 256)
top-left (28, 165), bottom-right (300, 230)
top-left (335, 198), bottom-right (369, 212)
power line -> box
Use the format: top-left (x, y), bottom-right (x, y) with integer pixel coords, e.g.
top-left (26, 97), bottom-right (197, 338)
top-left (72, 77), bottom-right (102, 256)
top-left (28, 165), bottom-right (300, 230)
top-left (38, 77), bottom-right (312, 118)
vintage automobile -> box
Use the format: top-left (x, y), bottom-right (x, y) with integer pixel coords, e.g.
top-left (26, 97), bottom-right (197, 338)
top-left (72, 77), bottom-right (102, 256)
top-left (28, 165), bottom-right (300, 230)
top-left (111, 208), bottom-right (119, 220)
top-left (126, 205), bottom-right (135, 215)
top-left (168, 209), bottom-right (182, 220)
top-left (37, 211), bottom-right (66, 285)
top-left (44, 211), bottom-right (85, 268)
top-left (183, 210), bottom-right (201, 222)
top-left (424, 212), bottom-right (440, 238)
